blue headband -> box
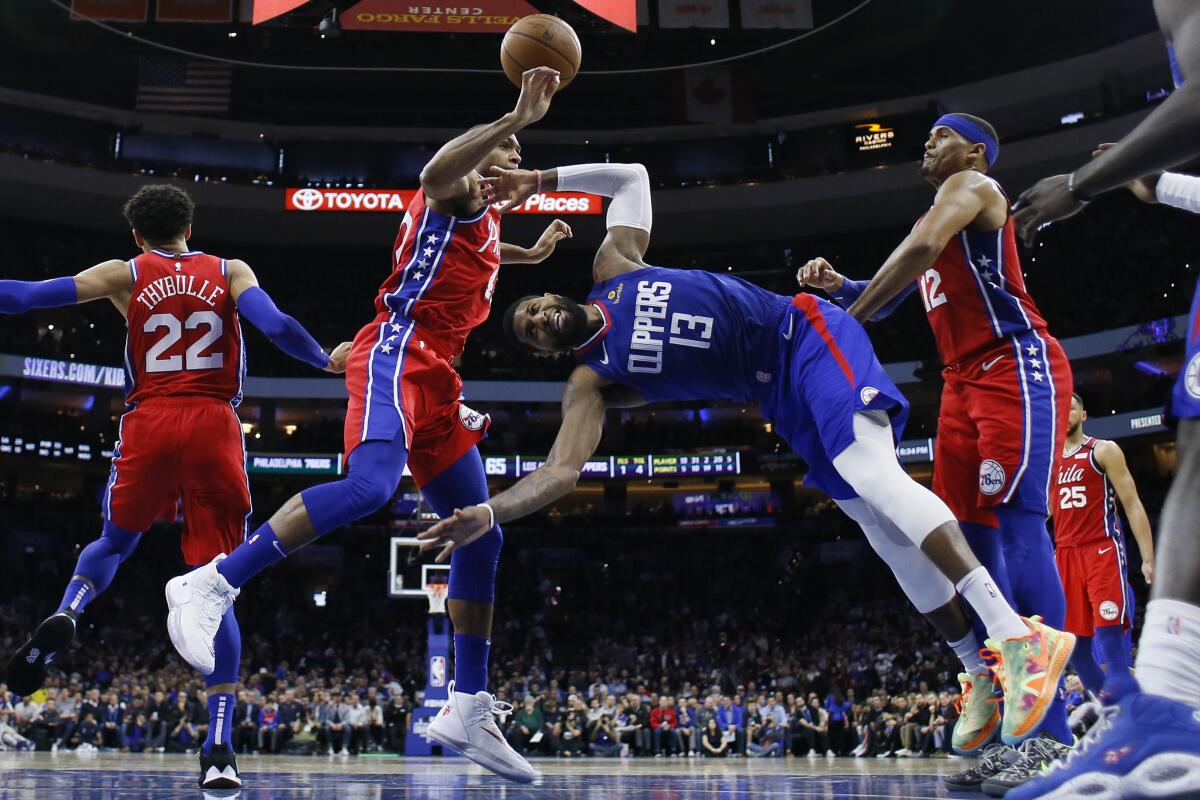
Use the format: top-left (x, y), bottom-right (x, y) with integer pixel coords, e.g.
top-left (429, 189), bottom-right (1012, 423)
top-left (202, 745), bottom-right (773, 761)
top-left (934, 114), bottom-right (999, 167)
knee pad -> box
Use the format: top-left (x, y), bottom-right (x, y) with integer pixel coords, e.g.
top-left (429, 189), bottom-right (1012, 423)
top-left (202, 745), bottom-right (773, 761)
top-left (838, 498), bottom-right (955, 615)
top-left (448, 525), bottom-right (503, 604)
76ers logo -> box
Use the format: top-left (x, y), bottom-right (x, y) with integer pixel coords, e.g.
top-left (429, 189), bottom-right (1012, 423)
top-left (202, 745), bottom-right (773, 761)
top-left (979, 459), bottom-right (1006, 496)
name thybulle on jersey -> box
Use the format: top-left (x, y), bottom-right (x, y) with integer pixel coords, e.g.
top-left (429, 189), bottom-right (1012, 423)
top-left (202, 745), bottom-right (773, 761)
top-left (135, 273), bottom-right (226, 311)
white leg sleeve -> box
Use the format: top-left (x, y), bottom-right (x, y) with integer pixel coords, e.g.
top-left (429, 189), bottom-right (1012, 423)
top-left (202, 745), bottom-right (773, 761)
top-left (837, 497), bottom-right (957, 615)
top-left (831, 412), bottom-right (956, 547)
top-left (556, 163), bottom-right (652, 232)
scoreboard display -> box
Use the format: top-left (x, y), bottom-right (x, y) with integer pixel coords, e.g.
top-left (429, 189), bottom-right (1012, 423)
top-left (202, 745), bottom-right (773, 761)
top-left (650, 453), bottom-right (740, 476)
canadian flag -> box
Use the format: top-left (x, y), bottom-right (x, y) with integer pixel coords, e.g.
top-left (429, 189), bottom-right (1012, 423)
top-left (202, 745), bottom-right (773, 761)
top-left (684, 66), bottom-right (733, 123)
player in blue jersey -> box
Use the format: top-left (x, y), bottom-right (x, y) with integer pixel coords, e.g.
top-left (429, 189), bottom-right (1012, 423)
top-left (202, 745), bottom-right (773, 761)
top-left (1005, 3), bottom-right (1200, 796)
top-left (421, 161), bottom-right (1076, 752)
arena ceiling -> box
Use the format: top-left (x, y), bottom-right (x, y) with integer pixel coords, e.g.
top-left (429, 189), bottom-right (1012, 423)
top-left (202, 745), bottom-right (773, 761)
top-left (0, 0), bottom-right (1160, 128)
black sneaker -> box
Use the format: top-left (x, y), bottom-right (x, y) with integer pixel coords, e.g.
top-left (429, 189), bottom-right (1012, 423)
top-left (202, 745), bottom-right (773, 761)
top-left (981, 732), bottom-right (1072, 797)
top-left (943, 742), bottom-right (1019, 791)
top-left (199, 743), bottom-right (242, 789)
top-left (5, 611), bottom-right (76, 696)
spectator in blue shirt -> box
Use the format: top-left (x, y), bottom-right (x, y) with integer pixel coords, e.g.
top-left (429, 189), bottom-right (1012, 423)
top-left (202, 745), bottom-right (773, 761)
top-left (716, 696), bottom-right (745, 755)
top-left (824, 686), bottom-right (853, 755)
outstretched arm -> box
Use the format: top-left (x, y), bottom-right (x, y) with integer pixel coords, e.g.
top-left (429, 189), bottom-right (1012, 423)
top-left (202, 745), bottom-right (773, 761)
top-left (1012, 1), bottom-right (1200, 243)
top-left (482, 162), bottom-right (652, 280)
top-left (499, 220), bottom-right (574, 264)
top-left (418, 366), bottom-right (634, 560)
top-left (227, 260), bottom-right (348, 373)
top-left (847, 170), bottom-right (990, 322)
top-left (419, 67), bottom-right (560, 202)
top-left (796, 257), bottom-right (916, 321)
top-left (1095, 439), bottom-right (1156, 585)
top-left (0, 259), bottom-right (132, 313)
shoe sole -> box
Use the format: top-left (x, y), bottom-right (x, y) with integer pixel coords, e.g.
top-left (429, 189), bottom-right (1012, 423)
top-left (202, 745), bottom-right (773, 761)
top-left (165, 579), bottom-right (214, 675)
top-left (942, 778), bottom-right (985, 791)
top-left (200, 775), bottom-right (242, 789)
top-left (427, 723), bottom-right (535, 784)
top-left (981, 780), bottom-right (1013, 797)
top-left (953, 709), bottom-right (1002, 756)
top-left (1004, 627), bottom-right (1077, 745)
top-left (6, 614), bottom-right (76, 696)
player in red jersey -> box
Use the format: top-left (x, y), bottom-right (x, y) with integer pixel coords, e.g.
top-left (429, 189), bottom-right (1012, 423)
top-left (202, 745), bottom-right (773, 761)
top-left (166, 67), bottom-right (570, 784)
top-left (1, 184), bottom-right (345, 788)
top-left (1053, 392), bottom-right (1154, 703)
top-left (798, 114), bottom-right (1077, 787)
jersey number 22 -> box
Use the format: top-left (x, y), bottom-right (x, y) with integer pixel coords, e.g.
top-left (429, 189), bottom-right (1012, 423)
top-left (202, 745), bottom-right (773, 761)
top-left (144, 311), bottom-right (225, 373)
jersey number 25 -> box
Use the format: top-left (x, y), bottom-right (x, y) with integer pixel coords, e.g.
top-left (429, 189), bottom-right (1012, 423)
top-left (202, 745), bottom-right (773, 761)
top-left (1058, 485), bottom-right (1087, 509)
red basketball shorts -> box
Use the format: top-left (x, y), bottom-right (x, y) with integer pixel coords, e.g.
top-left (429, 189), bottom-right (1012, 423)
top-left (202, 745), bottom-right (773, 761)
top-left (934, 331), bottom-right (1072, 526)
top-left (344, 313), bottom-right (490, 486)
top-left (1056, 541), bottom-right (1131, 636)
top-left (104, 396), bottom-right (251, 566)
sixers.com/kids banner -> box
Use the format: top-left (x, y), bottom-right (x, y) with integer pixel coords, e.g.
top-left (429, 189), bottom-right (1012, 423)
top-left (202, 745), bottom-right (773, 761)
top-left (284, 187), bottom-right (602, 215)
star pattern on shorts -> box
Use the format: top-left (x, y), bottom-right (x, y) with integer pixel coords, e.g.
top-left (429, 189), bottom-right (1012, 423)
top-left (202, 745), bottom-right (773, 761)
top-left (1032, 371), bottom-right (1045, 382)
top-left (981, 269), bottom-right (996, 282)
top-left (380, 343), bottom-right (393, 354)
top-left (422, 247), bottom-right (434, 258)
top-left (426, 234), bottom-right (439, 244)
top-left (417, 259), bottom-right (429, 269)
top-left (1026, 343), bottom-right (1039, 357)
top-left (390, 323), bottom-right (402, 333)
top-left (386, 335), bottom-right (398, 343)
top-left (1029, 358), bottom-right (1042, 369)
top-left (413, 271), bottom-right (425, 281)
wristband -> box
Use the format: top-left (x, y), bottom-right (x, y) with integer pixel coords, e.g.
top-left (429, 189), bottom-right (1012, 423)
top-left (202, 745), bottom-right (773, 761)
top-left (534, 169), bottom-right (542, 196)
top-left (1067, 172), bottom-right (1093, 205)
top-left (477, 502), bottom-right (496, 530)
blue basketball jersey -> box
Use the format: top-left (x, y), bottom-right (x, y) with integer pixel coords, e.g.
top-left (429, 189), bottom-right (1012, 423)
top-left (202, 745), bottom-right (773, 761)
top-left (574, 266), bottom-right (791, 404)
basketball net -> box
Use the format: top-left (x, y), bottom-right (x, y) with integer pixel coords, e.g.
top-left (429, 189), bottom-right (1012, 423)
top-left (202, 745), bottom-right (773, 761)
top-left (426, 583), bottom-right (449, 615)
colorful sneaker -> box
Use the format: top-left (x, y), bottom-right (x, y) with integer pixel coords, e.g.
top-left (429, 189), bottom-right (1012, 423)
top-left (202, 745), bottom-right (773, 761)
top-left (6, 611), bottom-right (76, 696)
top-left (981, 732), bottom-right (1072, 797)
top-left (985, 616), bottom-right (1076, 746)
top-left (1006, 693), bottom-right (1200, 800)
top-left (943, 742), bottom-right (1019, 791)
top-left (953, 670), bottom-right (1002, 755)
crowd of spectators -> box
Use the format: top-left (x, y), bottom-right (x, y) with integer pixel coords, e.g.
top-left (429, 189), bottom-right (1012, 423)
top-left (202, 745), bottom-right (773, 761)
top-left (0, 503), bottom-right (999, 760)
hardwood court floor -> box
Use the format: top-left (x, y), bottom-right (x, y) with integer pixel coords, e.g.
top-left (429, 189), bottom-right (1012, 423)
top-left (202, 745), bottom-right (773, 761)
top-left (0, 750), bottom-right (971, 799)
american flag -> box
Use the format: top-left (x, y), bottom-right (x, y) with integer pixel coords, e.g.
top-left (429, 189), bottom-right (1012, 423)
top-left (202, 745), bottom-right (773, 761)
top-left (136, 57), bottom-right (232, 115)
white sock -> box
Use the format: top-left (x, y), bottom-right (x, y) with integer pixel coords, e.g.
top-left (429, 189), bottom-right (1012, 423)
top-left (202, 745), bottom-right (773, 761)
top-left (1135, 598), bottom-right (1200, 709)
top-left (954, 566), bottom-right (1028, 642)
top-left (949, 630), bottom-right (987, 674)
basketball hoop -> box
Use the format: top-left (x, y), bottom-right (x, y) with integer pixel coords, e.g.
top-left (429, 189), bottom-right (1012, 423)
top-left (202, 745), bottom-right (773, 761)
top-left (425, 583), bottom-right (448, 615)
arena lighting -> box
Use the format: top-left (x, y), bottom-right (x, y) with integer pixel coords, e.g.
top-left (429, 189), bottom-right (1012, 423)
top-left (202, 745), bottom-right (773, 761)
top-left (1060, 111), bottom-right (1085, 125)
top-left (318, 9), bottom-right (342, 38)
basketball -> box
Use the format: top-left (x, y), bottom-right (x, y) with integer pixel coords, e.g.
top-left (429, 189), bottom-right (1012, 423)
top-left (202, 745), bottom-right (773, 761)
top-left (501, 14), bottom-right (582, 90)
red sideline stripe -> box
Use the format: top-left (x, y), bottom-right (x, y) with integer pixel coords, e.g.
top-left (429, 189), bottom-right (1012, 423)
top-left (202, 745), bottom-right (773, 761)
top-left (792, 294), bottom-right (855, 387)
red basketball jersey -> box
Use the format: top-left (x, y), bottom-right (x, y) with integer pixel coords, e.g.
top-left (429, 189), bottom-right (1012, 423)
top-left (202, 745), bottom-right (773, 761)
top-left (374, 189), bottom-right (501, 358)
top-left (1052, 437), bottom-right (1124, 548)
top-left (124, 250), bottom-right (245, 406)
top-left (916, 181), bottom-right (1050, 365)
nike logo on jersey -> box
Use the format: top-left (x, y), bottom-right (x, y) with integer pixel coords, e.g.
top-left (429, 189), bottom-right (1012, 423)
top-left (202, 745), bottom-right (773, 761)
top-left (1098, 547), bottom-right (1113, 555)
top-left (599, 342), bottom-right (609, 365)
top-left (981, 355), bottom-right (1005, 372)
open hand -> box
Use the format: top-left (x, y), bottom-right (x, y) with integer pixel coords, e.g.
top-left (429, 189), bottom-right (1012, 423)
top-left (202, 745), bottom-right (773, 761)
top-left (1012, 174), bottom-right (1086, 247)
top-left (531, 219), bottom-right (573, 260)
top-left (481, 166), bottom-right (539, 213)
top-left (513, 67), bottom-right (561, 127)
top-left (417, 505), bottom-right (493, 563)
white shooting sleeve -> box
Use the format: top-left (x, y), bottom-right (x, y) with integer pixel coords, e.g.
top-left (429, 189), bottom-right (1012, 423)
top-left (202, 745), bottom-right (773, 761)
top-left (555, 163), bottom-right (652, 232)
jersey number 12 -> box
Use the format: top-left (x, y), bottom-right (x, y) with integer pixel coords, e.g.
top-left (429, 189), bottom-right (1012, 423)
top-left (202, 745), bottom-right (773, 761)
top-left (919, 268), bottom-right (948, 312)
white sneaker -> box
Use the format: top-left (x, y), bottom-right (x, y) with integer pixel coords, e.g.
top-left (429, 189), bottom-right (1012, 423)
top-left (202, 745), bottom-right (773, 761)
top-left (427, 681), bottom-right (536, 784)
top-left (165, 555), bottom-right (239, 675)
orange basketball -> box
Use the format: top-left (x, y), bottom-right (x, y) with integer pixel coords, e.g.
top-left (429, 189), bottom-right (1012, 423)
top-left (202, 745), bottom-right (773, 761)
top-left (500, 14), bottom-right (582, 90)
